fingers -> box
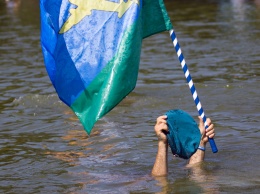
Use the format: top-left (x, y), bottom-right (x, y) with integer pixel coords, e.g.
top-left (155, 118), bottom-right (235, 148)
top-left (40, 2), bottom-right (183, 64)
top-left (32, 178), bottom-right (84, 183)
top-left (154, 115), bottom-right (168, 143)
top-left (206, 124), bottom-right (215, 139)
top-left (156, 115), bottom-right (167, 123)
top-left (156, 115), bottom-right (167, 125)
top-left (154, 115), bottom-right (168, 133)
top-left (205, 118), bottom-right (215, 138)
top-left (198, 117), bottom-right (216, 144)
top-left (206, 131), bottom-right (215, 138)
top-left (206, 118), bottom-right (212, 127)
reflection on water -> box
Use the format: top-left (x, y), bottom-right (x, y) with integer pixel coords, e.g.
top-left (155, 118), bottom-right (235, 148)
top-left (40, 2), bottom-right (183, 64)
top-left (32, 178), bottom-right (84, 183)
top-left (0, 0), bottom-right (259, 193)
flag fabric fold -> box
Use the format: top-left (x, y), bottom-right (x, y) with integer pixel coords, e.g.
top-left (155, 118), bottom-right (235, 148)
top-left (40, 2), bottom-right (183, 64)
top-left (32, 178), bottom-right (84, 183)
top-left (40, 0), bottom-right (172, 134)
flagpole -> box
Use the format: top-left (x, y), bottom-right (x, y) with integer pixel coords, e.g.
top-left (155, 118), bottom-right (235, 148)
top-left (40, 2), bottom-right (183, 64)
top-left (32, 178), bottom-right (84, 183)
top-left (169, 29), bottom-right (218, 153)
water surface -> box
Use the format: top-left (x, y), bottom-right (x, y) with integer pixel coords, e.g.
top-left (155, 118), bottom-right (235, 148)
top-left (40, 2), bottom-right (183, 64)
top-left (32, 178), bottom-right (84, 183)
top-left (0, 0), bottom-right (259, 193)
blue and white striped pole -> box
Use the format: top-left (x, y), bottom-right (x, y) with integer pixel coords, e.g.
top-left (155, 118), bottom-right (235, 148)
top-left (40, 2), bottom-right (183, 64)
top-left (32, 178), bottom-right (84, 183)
top-left (169, 29), bottom-right (218, 153)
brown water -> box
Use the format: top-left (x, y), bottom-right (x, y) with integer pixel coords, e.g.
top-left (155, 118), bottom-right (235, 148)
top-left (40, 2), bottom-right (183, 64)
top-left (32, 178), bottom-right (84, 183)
top-left (0, 0), bottom-right (259, 193)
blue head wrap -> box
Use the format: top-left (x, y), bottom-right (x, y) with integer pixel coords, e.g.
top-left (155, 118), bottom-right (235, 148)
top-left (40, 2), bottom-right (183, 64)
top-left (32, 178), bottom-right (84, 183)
top-left (166, 109), bottom-right (201, 159)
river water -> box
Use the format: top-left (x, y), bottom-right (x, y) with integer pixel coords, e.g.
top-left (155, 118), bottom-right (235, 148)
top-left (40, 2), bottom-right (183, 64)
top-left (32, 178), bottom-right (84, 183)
top-left (0, 0), bottom-right (259, 193)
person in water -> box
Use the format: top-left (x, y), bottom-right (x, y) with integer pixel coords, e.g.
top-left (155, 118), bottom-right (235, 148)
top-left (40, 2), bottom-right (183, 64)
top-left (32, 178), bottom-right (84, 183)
top-left (152, 111), bottom-right (215, 176)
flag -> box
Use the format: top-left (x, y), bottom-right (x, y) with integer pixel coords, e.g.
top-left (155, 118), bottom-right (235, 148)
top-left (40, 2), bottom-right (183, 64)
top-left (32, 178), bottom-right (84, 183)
top-left (40, 0), bottom-right (172, 134)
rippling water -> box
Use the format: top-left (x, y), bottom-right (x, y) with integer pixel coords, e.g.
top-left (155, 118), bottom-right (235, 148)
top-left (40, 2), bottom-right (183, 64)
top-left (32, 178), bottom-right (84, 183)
top-left (0, 0), bottom-right (259, 193)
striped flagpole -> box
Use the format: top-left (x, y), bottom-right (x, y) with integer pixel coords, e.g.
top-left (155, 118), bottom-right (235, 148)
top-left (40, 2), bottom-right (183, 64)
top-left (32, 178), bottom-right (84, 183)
top-left (169, 29), bottom-right (218, 153)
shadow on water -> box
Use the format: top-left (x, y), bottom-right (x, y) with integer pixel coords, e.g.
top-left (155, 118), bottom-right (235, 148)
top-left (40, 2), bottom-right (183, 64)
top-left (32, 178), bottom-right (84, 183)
top-left (0, 0), bottom-right (260, 193)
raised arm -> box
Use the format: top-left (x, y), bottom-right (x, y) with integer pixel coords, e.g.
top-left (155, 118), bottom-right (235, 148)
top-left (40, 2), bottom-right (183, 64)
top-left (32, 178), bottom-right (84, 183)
top-left (188, 117), bottom-right (215, 165)
top-left (152, 115), bottom-right (169, 176)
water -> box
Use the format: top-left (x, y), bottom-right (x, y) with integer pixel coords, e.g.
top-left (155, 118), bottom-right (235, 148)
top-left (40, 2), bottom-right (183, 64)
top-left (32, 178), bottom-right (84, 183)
top-left (0, 0), bottom-right (259, 193)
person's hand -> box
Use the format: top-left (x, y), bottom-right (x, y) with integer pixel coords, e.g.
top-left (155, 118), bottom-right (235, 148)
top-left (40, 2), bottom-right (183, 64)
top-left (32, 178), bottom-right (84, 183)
top-left (154, 115), bottom-right (168, 144)
top-left (198, 117), bottom-right (215, 146)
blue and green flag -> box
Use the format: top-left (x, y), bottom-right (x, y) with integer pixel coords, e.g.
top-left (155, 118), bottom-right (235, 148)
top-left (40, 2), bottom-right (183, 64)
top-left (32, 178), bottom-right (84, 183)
top-left (40, 0), bottom-right (172, 134)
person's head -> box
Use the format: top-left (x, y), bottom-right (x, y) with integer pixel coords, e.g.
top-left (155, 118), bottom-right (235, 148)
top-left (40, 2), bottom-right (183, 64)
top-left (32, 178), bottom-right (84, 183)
top-left (165, 109), bottom-right (201, 159)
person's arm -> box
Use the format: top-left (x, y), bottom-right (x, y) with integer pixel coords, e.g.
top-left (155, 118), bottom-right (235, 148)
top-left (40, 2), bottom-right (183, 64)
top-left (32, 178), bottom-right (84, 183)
top-left (188, 117), bottom-right (215, 165)
top-left (152, 115), bottom-right (169, 176)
